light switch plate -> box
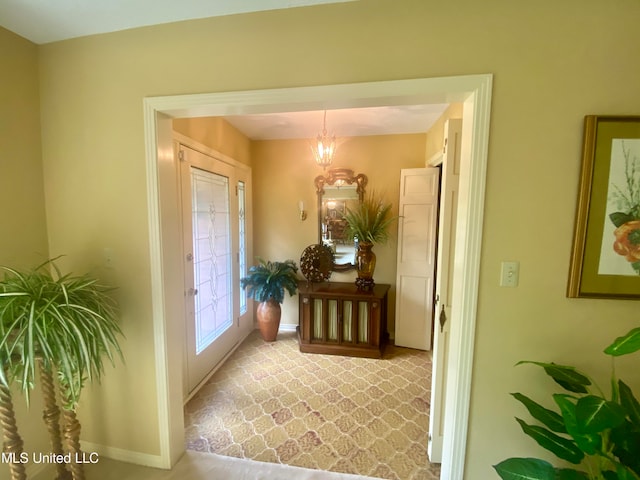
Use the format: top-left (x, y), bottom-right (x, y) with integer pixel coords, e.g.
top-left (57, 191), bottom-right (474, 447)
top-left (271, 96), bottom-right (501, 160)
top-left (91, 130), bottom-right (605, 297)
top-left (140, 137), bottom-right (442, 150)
top-left (500, 261), bottom-right (519, 287)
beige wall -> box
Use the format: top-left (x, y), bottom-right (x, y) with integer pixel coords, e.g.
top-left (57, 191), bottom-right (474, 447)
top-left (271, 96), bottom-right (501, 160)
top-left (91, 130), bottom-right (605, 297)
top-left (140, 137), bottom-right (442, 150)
top-left (425, 103), bottom-right (464, 161)
top-left (0, 28), bottom-right (48, 267)
top-left (173, 117), bottom-right (252, 167)
top-left (0, 27), bottom-right (51, 478)
top-left (1, 0), bottom-right (635, 477)
top-left (252, 134), bottom-right (427, 330)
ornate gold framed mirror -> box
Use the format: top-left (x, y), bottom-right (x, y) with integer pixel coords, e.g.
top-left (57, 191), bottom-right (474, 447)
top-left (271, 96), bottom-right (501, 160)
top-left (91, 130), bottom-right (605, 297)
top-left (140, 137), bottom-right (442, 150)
top-left (315, 168), bottom-right (367, 272)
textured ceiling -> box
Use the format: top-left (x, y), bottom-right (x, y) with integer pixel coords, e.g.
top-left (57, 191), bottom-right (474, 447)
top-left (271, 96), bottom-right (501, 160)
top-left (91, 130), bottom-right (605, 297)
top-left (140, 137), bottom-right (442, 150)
top-left (225, 105), bottom-right (450, 140)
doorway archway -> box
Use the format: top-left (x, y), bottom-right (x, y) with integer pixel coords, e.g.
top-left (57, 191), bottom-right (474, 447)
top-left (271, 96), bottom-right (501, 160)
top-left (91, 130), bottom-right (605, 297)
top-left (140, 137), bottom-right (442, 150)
top-left (143, 74), bottom-right (492, 479)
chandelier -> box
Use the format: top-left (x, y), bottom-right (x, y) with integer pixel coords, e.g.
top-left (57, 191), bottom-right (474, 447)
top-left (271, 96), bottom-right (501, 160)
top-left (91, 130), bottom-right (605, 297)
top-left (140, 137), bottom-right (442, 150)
top-left (312, 110), bottom-right (336, 169)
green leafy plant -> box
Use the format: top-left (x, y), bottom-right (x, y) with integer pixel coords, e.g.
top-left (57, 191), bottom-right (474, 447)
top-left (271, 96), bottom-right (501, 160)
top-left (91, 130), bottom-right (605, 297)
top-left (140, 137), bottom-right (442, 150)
top-left (343, 191), bottom-right (395, 245)
top-left (240, 258), bottom-right (298, 304)
top-left (0, 258), bottom-right (123, 409)
top-left (494, 327), bottom-right (640, 480)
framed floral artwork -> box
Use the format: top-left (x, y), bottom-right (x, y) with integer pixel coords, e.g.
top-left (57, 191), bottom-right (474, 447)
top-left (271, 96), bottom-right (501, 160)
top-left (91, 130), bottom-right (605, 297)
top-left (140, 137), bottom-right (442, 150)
top-left (568, 115), bottom-right (640, 299)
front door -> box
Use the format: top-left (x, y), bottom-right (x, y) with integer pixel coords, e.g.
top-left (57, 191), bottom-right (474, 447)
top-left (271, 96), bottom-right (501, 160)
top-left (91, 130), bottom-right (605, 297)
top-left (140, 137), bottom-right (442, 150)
top-left (180, 145), bottom-right (241, 395)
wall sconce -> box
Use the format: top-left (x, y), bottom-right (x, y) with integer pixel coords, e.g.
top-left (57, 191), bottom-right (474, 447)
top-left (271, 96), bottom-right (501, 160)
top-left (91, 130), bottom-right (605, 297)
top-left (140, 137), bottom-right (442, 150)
top-left (299, 200), bottom-right (307, 221)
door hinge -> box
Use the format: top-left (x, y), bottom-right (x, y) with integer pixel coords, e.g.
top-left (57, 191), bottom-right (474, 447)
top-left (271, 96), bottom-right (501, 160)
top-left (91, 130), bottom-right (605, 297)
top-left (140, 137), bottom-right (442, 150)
top-left (178, 150), bottom-right (185, 162)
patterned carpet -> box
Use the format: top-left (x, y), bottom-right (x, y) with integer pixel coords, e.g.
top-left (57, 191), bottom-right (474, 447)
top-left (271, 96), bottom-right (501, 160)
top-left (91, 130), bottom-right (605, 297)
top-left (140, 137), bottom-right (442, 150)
top-left (184, 330), bottom-right (441, 480)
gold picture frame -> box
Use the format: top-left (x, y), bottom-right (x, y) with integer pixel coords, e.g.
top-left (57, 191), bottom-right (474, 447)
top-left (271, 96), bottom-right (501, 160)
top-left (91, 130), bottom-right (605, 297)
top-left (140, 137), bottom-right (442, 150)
top-left (568, 115), bottom-right (640, 299)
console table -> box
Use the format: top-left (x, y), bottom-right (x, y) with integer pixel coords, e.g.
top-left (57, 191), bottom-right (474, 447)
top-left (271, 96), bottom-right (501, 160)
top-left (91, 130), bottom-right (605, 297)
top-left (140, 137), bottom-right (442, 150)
top-left (297, 282), bottom-right (390, 358)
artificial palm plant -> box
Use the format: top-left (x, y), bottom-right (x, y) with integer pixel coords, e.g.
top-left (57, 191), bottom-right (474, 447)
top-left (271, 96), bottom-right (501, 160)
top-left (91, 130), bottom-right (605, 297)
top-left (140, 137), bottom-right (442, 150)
top-left (343, 191), bottom-right (395, 245)
top-left (0, 258), bottom-right (122, 480)
top-left (342, 191), bottom-right (395, 288)
top-left (240, 258), bottom-right (298, 342)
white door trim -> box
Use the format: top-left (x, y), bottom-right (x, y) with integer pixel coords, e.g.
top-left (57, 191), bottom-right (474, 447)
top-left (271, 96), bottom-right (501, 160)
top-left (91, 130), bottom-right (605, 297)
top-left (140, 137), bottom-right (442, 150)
top-left (143, 74), bottom-right (492, 478)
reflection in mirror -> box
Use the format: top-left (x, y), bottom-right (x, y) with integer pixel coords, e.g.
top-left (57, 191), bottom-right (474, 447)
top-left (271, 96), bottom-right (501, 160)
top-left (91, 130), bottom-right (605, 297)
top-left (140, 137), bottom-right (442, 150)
top-left (315, 169), bottom-right (367, 272)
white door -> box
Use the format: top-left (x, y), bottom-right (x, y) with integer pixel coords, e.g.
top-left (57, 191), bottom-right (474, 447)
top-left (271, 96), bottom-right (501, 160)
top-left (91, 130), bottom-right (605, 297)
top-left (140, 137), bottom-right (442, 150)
top-left (428, 118), bottom-right (462, 462)
top-left (394, 168), bottom-right (440, 350)
top-left (180, 145), bottom-right (242, 395)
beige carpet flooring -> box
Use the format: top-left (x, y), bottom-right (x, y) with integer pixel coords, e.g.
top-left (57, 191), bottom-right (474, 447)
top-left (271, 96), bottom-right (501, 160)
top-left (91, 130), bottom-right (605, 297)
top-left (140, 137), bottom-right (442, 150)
top-left (184, 330), bottom-right (441, 480)
top-left (36, 451), bottom-right (382, 480)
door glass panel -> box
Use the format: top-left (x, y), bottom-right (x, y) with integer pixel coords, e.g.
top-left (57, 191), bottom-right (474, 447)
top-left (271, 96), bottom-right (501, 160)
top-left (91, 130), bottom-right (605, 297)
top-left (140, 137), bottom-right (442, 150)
top-left (358, 301), bottom-right (368, 343)
top-left (328, 300), bottom-right (338, 341)
top-left (343, 300), bottom-right (353, 342)
top-left (313, 299), bottom-right (323, 339)
top-left (238, 181), bottom-right (247, 315)
top-left (191, 167), bottom-right (232, 354)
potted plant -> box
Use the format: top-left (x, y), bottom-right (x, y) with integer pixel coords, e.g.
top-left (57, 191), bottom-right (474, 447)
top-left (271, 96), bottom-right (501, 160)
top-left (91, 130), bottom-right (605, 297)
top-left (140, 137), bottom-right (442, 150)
top-left (494, 327), bottom-right (640, 480)
top-left (0, 258), bottom-right (122, 480)
top-left (240, 258), bottom-right (299, 342)
top-left (343, 191), bottom-right (395, 288)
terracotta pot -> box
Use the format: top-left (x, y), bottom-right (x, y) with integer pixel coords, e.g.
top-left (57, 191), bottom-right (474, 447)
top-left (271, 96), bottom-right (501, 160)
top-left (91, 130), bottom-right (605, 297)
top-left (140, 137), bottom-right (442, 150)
top-left (355, 242), bottom-right (376, 289)
top-left (256, 299), bottom-right (281, 342)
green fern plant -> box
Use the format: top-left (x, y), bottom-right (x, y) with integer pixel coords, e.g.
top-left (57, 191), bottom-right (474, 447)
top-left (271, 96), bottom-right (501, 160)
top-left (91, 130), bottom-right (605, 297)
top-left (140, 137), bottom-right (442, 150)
top-left (0, 258), bottom-right (123, 409)
top-left (240, 258), bottom-right (298, 304)
top-left (494, 327), bottom-right (640, 480)
top-left (343, 191), bottom-right (395, 245)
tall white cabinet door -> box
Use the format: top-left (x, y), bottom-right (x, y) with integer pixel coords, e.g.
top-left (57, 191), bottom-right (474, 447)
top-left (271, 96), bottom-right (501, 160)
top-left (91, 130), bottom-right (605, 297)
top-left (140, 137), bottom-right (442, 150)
top-left (428, 118), bottom-right (462, 463)
top-left (394, 168), bottom-right (440, 350)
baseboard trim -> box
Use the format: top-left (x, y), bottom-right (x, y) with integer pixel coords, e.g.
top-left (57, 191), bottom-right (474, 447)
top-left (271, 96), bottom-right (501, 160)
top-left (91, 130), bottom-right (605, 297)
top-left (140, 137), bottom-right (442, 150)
top-left (30, 443), bottom-right (166, 478)
top-left (80, 441), bottom-right (166, 469)
top-left (278, 323), bottom-right (297, 332)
